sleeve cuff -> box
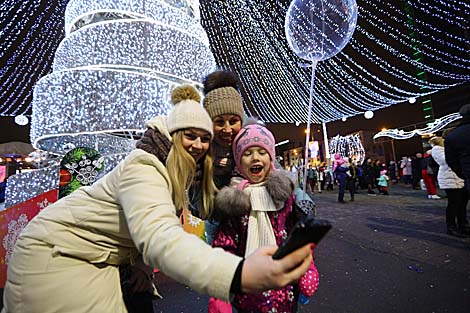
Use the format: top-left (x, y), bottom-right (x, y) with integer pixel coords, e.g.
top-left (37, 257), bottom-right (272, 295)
top-left (230, 259), bottom-right (244, 295)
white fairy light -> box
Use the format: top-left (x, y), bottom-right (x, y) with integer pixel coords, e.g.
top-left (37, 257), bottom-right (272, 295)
top-left (329, 133), bottom-right (365, 164)
top-left (5, 0), bottom-right (215, 207)
top-left (14, 115), bottom-right (29, 126)
top-left (364, 111), bottom-right (374, 119)
top-left (200, 0), bottom-right (469, 123)
top-left (373, 112), bottom-right (463, 140)
top-left (1, 0), bottom-right (469, 122)
top-left (31, 0), bottom-right (215, 154)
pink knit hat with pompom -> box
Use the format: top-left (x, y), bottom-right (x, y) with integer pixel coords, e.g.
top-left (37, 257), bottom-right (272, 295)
top-left (232, 124), bottom-right (276, 179)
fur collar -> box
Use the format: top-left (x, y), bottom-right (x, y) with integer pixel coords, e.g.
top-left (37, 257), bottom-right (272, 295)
top-left (211, 170), bottom-right (295, 221)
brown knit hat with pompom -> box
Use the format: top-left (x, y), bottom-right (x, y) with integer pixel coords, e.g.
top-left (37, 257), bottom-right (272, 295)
top-left (167, 84), bottom-right (213, 137)
top-left (202, 71), bottom-right (244, 120)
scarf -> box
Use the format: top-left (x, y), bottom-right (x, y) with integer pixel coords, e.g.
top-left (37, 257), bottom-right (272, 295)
top-left (241, 181), bottom-right (281, 258)
top-left (135, 128), bottom-right (172, 164)
top-left (213, 143), bottom-right (234, 175)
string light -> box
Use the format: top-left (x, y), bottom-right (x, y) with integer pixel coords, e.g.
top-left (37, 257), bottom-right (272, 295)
top-left (1, 0), bottom-right (469, 123)
top-left (6, 0), bottom-right (214, 207)
top-left (373, 112), bottom-right (462, 140)
top-left (200, 0), bottom-right (469, 123)
top-left (328, 133), bottom-right (365, 164)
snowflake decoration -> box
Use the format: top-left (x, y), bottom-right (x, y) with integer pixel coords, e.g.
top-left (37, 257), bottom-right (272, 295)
top-left (262, 290), bottom-right (272, 297)
top-left (2, 214), bottom-right (29, 264)
top-left (64, 155), bottom-right (104, 185)
top-left (287, 289), bottom-right (294, 302)
top-left (37, 198), bottom-right (50, 210)
top-left (186, 212), bottom-right (202, 227)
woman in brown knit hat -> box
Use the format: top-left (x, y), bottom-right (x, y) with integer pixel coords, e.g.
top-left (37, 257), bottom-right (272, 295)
top-left (203, 70), bottom-right (245, 190)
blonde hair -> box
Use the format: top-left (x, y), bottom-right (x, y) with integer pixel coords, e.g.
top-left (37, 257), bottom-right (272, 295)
top-left (166, 131), bottom-right (217, 219)
top-left (429, 136), bottom-right (444, 147)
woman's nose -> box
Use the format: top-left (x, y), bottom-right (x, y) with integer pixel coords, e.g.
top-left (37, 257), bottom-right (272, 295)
top-left (192, 137), bottom-right (202, 150)
top-left (222, 122), bottom-right (231, 133)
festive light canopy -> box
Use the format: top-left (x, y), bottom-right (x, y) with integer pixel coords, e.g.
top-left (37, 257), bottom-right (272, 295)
top-left (200, 0), bottom-right (469, 123)
top-left (0, 0), bottom-right (469, 122)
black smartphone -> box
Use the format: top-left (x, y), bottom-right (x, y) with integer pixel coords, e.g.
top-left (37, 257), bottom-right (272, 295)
top-left (272, 216), bottom-right (331, 260)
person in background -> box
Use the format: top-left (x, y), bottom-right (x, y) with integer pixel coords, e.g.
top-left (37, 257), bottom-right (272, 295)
top-left (445, 104), bottom-right (470, 237)
top-left (333, 154), bottom-right (349, 203)
top-left (372, 160), bottom-right (382, 193)
top-left (389, 160), bottom-right (398, 183)
top-left (421, 148), bottom-right (440, 199)
top-left (378, 169), bottom-right (389, 195)
top-left (324, 168), bottom-right (334, 191)
top-left (346, 157), bottom-right (358, 201)
top-left (307, 165), bottom-right (318, 193)
top-left (430, 136), bottom-right (467, 238)
top-left (316, 163), bottom-right (324, 193)
top-left (400, 156), bottom-right (413, 185)
top-left (2, 85), bottom-right (313, 313)
top-left (212, 123), bottom-right (319, 312)
top-left (411, 153), bottom-right (423, 190)
top-left (362, 157), bottom-right (376, 195)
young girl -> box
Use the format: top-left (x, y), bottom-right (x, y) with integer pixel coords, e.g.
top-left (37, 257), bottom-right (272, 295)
top-left (212, 123), bottom-right (319, 312)
top-left (378, 169), bottom-right (390, 195)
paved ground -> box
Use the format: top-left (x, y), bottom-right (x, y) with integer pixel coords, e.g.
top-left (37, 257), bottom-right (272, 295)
top-left (153, 183), bottom-right (470, 313)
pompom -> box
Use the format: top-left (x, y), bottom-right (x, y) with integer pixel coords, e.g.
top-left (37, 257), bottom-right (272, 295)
top-left (171, 84), bottom-right (200, 105)
top-left (243, 117), bottom-right (264, 127)
top-left (203, 70), bottom-right (240, 95)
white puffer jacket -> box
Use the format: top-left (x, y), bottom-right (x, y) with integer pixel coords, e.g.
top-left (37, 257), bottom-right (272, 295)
top-left (431, 145), bottom-right (465, 189)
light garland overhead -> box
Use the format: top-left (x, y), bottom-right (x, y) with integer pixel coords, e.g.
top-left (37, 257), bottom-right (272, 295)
top-left (373, 112), bottom-right (462, 140)
top-left (199, 0), bottom-right (469, 123)
top-left (1, 1), bottom-right (469, 122)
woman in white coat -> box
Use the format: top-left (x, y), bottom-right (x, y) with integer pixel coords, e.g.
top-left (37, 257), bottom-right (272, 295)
top-left (430, 136), bottom-right (467, 238)
top-left (2, 85), bottom-right (313, 312)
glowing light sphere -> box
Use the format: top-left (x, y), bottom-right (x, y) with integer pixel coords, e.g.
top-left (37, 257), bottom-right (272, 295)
top-left (408, 97), bottom-right (416, 104)
top-left (14, 115), bottom-right (29, 126)
top-left (285, 0), bottom-right (358, 62)
top-left (364, 110), bottom-right (374, 119)
top-left (341, 116), bottom-right (347, 122)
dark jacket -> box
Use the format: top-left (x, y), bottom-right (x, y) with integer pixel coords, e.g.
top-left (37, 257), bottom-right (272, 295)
top-left (445, 117), bottom-right (470, 180)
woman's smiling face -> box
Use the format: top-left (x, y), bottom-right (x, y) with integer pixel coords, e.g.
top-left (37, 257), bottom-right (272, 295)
top-left (181, 128), bottom-right (211, 162)
top-left (212, 114), bottom-right (242, 147)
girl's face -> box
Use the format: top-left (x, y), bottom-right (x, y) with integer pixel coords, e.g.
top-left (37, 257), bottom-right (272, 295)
top-left (240, 146), bottom-right (271, 183)
top-left (212, 114), bottom-right (242, 148)
top-left (181, 128), bottom-right (211, 162)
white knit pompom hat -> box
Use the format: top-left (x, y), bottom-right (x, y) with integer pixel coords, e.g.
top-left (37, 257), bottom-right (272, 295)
top-left (167, 85), bottom-right (214, 137)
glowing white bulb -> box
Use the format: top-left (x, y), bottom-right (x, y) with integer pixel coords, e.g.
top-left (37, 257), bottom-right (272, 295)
top-left (341, 117), bottom-right (347, 122)
top-left (408, 97), bottom-right (416, 104)
top-left (364, 111), bottom-right (374, 119)
top-left (14, 115), bottom-right (29, 126)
